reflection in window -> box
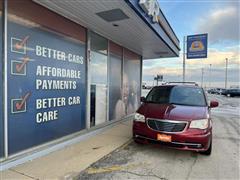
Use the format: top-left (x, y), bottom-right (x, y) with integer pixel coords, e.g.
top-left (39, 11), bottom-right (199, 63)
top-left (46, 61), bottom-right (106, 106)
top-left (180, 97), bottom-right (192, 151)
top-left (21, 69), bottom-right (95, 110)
top-left (90, 32), bottom-right (108, 127)
top-left (123, 49), bottom-right (141, 115)
top-left (90, 51), bottom-right (107, 84)
top-left (109, 42), bottom-right (122, 120)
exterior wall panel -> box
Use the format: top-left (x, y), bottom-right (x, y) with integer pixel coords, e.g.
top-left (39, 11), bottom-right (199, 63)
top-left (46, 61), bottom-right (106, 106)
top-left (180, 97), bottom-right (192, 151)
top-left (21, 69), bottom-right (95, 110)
top-left (7, 0), bottom-right (87, 155)
top-left (0, 0), bottom-right (144, 160)
top-left (8, 0), bottom-right (86, 43)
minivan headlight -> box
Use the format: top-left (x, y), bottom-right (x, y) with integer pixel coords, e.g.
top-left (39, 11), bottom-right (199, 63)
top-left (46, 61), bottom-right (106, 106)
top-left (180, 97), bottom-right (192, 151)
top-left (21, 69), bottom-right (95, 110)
top-left (134, 113), bottom-right (145, 123)
top-left (190, 119), bottom-right (209, 129)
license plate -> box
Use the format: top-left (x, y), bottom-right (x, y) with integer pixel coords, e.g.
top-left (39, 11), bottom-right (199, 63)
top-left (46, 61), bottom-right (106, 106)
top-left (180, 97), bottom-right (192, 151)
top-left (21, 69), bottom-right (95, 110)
top-left (157, 134), bottom-right (172, 142)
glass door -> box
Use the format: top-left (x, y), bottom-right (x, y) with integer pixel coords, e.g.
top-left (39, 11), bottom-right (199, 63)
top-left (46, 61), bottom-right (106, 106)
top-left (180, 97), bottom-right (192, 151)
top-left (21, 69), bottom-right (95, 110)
top-left (90, 32), bottom-right (108, 127)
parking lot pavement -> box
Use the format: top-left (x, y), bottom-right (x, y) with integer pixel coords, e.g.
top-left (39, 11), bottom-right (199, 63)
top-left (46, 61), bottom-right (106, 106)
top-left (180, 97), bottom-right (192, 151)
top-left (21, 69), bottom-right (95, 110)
top-left (209, 94), bottom-right (240, 115)
top-left (78, 94), bottom-right (240, 180)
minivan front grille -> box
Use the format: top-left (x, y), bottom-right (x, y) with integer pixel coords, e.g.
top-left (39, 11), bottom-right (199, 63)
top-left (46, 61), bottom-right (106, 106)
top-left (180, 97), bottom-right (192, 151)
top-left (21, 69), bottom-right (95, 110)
top-left (147, 119), bottom-right (187, 133)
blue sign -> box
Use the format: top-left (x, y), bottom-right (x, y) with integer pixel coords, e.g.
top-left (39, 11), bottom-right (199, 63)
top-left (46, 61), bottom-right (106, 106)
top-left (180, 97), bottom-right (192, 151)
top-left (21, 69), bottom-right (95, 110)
top-left (8, 21), bottom-right (86, 154)
top-left (187, 34), bottom-right (208, 59)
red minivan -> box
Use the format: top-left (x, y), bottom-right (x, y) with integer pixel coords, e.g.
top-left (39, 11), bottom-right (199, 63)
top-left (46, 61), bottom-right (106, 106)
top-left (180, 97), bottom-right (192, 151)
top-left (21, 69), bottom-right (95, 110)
top-left (133, 84), bottom-right (219, 155)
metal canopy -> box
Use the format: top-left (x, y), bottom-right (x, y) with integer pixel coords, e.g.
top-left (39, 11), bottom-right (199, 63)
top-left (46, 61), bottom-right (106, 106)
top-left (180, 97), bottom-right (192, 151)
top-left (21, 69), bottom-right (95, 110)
top-left (34, 0), bottom-right (179, 59)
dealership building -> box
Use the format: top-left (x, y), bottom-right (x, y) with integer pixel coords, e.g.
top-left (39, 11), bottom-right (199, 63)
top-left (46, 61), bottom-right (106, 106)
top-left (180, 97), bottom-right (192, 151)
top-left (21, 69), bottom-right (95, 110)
top-left (0, 0), bottom-right (179, 165)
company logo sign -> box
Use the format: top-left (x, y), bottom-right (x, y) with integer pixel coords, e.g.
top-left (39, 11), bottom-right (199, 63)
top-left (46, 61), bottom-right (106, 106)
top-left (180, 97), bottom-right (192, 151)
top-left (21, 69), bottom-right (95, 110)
top-left (187, 34), bottom-right (208, 59)
top-left (189, 41), bottom-right (205, 52)
top-left (139, 0), bottom-right (160, 23)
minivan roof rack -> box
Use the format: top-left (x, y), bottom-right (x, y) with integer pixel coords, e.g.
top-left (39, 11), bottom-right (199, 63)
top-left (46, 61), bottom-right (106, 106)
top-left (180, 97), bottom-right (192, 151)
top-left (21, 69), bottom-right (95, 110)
top-left (164, 82), bottom-right (199, 86)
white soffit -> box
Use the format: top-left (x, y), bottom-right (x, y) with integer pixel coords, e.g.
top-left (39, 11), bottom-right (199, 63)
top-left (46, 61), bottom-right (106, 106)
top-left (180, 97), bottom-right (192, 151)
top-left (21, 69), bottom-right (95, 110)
top-left (34, 0), bottom-right (177, 59)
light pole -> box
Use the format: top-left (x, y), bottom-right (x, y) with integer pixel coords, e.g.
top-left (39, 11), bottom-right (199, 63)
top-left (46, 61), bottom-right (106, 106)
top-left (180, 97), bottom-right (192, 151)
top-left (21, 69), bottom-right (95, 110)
top-left (225, 58), bottom-right (228, 89)
top-left (182, 36), bottom-right (186, 82)
top-left (209, 64), bottom-right (212, 89)
top-left (201, 68), bottom-right (204, 88)
top-left (154, 74), bottom-right (163, 86)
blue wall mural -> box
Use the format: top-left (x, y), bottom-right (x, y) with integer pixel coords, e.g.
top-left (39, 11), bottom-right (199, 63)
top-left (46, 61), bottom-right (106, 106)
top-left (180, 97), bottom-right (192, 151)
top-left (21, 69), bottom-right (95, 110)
top-left (7, 20), bottom-right (86, 154)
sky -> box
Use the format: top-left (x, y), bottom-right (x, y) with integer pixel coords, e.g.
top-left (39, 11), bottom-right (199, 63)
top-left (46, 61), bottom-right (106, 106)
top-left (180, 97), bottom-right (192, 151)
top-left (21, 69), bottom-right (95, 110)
top-left (143, 0), bottom-right (240, 88)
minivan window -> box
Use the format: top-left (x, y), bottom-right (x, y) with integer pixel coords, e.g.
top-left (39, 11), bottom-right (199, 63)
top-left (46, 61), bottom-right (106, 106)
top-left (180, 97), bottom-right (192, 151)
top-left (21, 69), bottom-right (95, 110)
top-left (146, 86), bottom-right (207, 106)
top-left (146, 86), bottom-right (172, 104)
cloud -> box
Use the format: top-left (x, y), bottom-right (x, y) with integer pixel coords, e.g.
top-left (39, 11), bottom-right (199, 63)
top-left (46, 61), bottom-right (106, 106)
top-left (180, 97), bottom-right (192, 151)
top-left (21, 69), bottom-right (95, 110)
top-left (143, 1), bottom-right (240, 88)
top-left (196, 2), bottom-right (240, 44)
top-left (143, 46), bottom-right (239, 87)
top-left (143, 57), bottom-right (182, 68)
top-left (144, 45), bottom-right (239, 74)
top-left (143, 66), bottom-right (182, 76)
top-left (187, 46), bottom-right (240, 67)
top-left (143, 66), bottom-right (239, 88)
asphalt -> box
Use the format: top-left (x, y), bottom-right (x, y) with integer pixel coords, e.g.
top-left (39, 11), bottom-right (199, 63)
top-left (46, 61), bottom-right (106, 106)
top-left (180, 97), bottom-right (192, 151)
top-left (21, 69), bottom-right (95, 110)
top-left (1, 94), bottom-right (239, 180)
top-left (78, 94), bottom-right (240, 180)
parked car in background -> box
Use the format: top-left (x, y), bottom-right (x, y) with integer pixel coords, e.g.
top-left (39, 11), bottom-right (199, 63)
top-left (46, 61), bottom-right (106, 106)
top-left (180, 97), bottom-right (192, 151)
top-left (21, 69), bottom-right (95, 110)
top-left (207, 89), bottom-right (217, 94)
top-left (142, 84), bottom-right (147, 89)
top-left (220, 88), bottom-right (227, 95)
top-left (133, 83), bottom-right (219, 155)
top-left (142, 84), bottom-right (153, 90)
top-left (218, 88), bottom-right (226, 95)
top-left (208, 88), bottom-right (226, 95)
top-left (222, 88), bottom-right (240, 97)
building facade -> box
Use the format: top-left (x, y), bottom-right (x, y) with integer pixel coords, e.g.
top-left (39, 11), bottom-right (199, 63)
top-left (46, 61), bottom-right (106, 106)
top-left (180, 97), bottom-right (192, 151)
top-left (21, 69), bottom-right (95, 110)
top-left (0, 0), bottom-right (179, 164)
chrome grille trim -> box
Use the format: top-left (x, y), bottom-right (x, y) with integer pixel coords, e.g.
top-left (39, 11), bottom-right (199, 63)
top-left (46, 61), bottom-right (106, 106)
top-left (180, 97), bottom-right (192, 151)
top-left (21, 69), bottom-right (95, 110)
top-left (146, 118), bottom-right (188, 134)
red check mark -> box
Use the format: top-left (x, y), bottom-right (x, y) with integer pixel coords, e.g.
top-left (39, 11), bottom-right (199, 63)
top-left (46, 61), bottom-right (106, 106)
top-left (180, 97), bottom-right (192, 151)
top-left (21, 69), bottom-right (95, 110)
top-left (14, 36), bottom-right (30, 50)
top-left (15, 92), bottom-right (31, 110)
top-left (16, 57), bottom-right (30, 72)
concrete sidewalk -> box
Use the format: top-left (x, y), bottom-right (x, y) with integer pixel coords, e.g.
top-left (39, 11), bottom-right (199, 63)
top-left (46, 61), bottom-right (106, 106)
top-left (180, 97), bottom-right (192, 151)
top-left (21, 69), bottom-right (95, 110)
top-left (1, 120), bottom-right (133, 180)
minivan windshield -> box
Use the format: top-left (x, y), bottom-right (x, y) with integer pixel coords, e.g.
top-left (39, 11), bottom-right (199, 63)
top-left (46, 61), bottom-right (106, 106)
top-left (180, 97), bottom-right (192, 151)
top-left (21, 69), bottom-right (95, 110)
top-left (146, 86), bottom-right (207, 106)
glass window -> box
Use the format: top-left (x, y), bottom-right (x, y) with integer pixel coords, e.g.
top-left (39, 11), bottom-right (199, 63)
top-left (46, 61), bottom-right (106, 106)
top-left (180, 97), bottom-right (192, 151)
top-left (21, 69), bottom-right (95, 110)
top-left (146, 86), bottom-right (172, 104)
top-left (109, 41), bottom-right (122, 120)
top-left (170, 87), bottom-right (206, 106)
top-left (146, 86), bottom-right (207, 106)
top-left (90, 32), bottom-right (108, 84)
top-left (123, 49), bottom-right (141, 115)
top-left (90, 32), bottom-right (108, 126)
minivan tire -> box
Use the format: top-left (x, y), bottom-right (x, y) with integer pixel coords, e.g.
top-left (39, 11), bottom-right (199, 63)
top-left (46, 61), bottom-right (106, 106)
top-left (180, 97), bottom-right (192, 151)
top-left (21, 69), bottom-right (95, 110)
top-left (200, 141), bottom-right (212, 155)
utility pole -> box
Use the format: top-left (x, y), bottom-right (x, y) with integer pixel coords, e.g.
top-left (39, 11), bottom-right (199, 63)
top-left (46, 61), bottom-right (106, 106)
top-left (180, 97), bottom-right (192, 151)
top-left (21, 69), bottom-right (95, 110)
top-left (225, 58), bottom-right (228, 89)
top-left (201, 68), bottom-right (204, 88)
top-left (183, 36), bottom-right (186, 82)
top-left (154, 74), bottom-right (163, 86)
top-left (209, 64), bottom-right (212, 89)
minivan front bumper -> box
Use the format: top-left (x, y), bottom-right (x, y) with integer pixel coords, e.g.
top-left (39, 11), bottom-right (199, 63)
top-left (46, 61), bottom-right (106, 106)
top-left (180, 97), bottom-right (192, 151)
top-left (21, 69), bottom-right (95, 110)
top-left (133, 121), bottom-right (212, 152)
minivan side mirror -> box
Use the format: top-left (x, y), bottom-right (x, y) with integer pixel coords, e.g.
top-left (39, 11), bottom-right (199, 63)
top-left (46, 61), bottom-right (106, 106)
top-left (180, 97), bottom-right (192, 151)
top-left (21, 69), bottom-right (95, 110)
top-left (140, 96), bottom-right (146, 102)
top-left (210, 101), bottom-right (219, 108)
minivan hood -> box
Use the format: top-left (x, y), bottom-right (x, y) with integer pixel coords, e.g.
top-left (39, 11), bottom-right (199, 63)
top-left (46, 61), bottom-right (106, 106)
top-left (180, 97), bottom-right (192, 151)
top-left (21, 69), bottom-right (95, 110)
top-left (137, 103), bottom-right (208, 121)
